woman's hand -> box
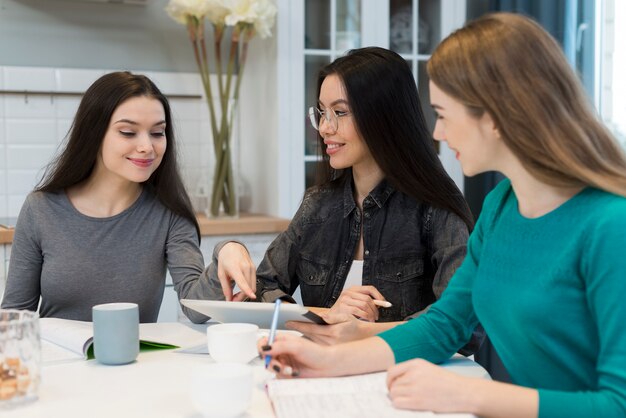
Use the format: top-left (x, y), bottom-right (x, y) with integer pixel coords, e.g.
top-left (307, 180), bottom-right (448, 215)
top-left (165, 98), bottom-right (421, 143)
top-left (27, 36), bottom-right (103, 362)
top-left (386, 359), bottom-right (473, 413)
top-left (217, 242), bottom-right (257, 301)
top-left (328, 285), bottom-right (387, 321)
top-left (285, 312), bottom-right (370, 345)
top-left (258, 334), bottom-right (335, 378)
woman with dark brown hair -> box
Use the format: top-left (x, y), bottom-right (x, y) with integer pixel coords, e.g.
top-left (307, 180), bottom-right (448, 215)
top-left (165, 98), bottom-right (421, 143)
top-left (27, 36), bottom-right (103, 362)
top-left (258, 13), bottom-right (626, 418)
top-left (1, 72), bottom-right (216, 323)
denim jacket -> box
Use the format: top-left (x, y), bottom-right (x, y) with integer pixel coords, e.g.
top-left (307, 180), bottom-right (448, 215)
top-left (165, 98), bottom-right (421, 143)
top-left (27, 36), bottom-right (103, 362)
top-left (251, 176), bottom-right (470, 323)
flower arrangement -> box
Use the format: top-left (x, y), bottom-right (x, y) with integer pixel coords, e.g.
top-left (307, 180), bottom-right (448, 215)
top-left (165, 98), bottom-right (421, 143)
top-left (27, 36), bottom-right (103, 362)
top-left (166, 0), bottom-right (277, 217)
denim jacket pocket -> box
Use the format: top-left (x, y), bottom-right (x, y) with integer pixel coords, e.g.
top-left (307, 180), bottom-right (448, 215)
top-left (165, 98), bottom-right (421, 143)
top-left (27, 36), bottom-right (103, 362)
top-left (296, 256), bottom-right (331, 307)
top-left (297, 256), bottom-right (331, 286)
top-left (377, 258), bottom-right (424, 283)
top-left (375, 258), bottom-right (426, 320)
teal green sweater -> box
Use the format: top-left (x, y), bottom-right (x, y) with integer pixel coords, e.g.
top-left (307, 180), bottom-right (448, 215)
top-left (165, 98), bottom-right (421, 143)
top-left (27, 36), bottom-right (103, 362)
top-left (379, 180), bottom-right (626, 417)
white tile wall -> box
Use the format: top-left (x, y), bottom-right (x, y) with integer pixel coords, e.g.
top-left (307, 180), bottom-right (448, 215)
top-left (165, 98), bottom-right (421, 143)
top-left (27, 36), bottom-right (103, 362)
top-left (4, 67), bottom-right (56, 91)
top-left (8, 195), bottom-right (28, 218)
top-left (55, 97), bottom-right (82, 119)
top-left (170, 99), bottom-right (202, 121)
top-left (6, 145), bottom-right (58, 170)
top-left (0, 66), bottom-right (208, 218)
top-left (142, 71), bottom-right (202, 96)
top-left (0, 170), bottom-right (5, 196)
top-left (55, 69), bottom-right (105, 93)
top-left (8, 170), bottom-right (41, 194)
top-left (5, 96), bottom-right (55, 119)
top-left (5, 120), bottom-right (57, 144)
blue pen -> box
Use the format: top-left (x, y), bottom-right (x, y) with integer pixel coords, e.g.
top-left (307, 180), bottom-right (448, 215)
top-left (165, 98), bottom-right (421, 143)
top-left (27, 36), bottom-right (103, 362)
top-left (265, 299), bottom-right (282, 368)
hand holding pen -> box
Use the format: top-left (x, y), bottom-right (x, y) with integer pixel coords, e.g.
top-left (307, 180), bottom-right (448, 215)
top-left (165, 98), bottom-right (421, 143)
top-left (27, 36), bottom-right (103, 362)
top-left (264, 299), bottom-right (282, 368)
top-left (328, 285), bottom-right (391, 322)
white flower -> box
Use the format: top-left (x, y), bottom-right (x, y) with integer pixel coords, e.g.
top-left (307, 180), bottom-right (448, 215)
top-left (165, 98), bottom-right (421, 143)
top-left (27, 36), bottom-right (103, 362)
top-left (222, 0), bottom-right (277, 38)
top-left (251, 0), bottom-right (277, 39)
top-left (205, 0), bottom-right (230, 26)
top-left (165, 0), bottom-right (213, 24)
top-left (222, 0), bottom-right (256, 25)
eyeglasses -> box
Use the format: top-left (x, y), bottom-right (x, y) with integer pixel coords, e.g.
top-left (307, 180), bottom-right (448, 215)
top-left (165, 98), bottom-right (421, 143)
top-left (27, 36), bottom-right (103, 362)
top-left (308, 106), bottom-right (351, 132)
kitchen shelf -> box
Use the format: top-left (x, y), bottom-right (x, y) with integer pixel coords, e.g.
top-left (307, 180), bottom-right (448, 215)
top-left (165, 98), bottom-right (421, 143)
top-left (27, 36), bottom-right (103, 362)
top-left (0, 213), bottom-right (290, 244)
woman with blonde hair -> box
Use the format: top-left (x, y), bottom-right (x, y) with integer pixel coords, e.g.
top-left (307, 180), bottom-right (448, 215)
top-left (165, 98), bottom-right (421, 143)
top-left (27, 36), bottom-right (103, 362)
top-left (258, 13), bottom-right (626, 418)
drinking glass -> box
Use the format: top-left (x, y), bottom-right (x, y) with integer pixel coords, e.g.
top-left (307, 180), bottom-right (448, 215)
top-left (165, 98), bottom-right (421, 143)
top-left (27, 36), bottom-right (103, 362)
top-left (0, 309), bottom-right (40, 407)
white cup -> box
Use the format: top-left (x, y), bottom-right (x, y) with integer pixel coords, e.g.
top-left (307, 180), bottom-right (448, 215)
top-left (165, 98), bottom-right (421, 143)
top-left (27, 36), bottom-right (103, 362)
top-left (206, 323), bottom-right (259, 363)
top-left (190, 363), bottom-right (253, 418)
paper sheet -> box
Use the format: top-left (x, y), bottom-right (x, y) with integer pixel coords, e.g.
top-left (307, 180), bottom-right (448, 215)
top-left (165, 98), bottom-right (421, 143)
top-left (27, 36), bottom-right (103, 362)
top-left (267, 372), bottom-right (437, 418)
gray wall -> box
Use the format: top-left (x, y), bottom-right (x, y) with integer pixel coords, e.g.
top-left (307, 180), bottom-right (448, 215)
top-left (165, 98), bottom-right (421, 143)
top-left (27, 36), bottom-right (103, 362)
top-left (0, 0), bottom-right (197, 72)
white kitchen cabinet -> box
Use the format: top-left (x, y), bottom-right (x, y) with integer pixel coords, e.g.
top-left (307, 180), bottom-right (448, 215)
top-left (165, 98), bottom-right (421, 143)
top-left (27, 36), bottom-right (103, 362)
top-left (276, 0), bottom-right (467, 218)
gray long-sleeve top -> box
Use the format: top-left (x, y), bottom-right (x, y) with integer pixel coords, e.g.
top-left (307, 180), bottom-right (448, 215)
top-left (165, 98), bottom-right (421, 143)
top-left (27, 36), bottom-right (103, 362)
top-left (1, 189), bottom-right (218, 323)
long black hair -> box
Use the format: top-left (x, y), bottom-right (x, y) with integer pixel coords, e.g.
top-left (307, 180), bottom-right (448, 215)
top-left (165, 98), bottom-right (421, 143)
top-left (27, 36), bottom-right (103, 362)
top-left (36, 71), bottom-right (200, 239)
top-left (315, 47), bottom-right (474, 230)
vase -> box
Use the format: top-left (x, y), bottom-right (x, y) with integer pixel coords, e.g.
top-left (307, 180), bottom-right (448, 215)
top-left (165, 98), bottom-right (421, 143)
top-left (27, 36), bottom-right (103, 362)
top-left (206, 98), bottom-right (239, 218)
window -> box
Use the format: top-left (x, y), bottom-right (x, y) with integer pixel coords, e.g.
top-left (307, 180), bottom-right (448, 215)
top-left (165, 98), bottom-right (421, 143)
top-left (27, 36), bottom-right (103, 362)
top-left (600, 0), bottom-right (626, 149)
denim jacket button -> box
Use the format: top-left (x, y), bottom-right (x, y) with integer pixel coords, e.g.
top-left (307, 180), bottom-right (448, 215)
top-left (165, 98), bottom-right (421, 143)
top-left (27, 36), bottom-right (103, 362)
top-left (364, 250), bottom-right (370, 256)
top-left (364, 212), bottom-right (371, 218)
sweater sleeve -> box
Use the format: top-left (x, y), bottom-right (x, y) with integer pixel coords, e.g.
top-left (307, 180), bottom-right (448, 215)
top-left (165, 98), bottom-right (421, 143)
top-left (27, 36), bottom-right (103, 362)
top-left (537, 201), bottom-right (626, 417)
top-left (165, 214), bottom-right (216, 323)
top-left (1, 195), bottom-right (43, 311)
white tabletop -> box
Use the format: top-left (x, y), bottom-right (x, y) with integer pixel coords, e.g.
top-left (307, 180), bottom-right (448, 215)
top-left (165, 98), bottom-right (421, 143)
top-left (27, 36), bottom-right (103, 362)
top-left (3, 323), bottom-right (489, 418)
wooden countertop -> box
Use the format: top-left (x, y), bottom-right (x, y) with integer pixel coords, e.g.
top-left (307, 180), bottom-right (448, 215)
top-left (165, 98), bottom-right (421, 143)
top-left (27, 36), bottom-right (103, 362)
top-left (0, 213), bottom-right (290, 245)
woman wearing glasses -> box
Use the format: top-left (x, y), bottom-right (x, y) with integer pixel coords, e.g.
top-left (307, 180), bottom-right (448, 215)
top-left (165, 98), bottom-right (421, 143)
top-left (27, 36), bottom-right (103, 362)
top-left (209, 47), bottom-right (479, 348)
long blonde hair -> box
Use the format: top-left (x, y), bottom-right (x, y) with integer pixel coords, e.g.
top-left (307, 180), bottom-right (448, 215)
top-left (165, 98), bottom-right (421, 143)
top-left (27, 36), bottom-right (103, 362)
top-left (427, 12), bottom-right (626, 197)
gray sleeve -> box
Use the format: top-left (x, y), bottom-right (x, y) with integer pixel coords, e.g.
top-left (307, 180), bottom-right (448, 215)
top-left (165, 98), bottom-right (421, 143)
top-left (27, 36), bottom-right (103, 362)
top-left (405, 206), bottom-right (469, 320)
top-left (1, 197), bottom-right (43, 311)
top-left (202, 239), bottom-right (247, 298)
top-left (166, 215), bottom-right (221, 323)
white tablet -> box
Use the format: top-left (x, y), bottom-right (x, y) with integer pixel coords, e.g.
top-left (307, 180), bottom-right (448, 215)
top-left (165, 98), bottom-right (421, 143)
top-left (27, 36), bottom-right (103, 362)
top-left (180, 299), bottom-right (327, 329)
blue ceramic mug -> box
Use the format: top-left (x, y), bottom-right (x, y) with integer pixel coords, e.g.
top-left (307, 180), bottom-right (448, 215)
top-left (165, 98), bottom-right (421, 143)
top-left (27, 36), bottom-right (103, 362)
top-left (92, 302), bottom-right (139, 365)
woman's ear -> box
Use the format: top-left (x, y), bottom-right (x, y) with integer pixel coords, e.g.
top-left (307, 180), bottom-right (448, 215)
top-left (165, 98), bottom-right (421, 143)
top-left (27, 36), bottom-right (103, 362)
top-left (480, 112), bottom-right (501, 140)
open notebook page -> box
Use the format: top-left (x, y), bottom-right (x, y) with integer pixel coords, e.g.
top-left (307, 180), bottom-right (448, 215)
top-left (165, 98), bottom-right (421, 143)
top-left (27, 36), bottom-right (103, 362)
top-left (267, 372), bottom-right (440, 418)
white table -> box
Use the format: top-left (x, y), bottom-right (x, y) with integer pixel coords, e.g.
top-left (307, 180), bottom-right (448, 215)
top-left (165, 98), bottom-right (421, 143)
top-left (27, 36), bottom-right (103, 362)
top-left (3, 323), bottom-right (489, 418)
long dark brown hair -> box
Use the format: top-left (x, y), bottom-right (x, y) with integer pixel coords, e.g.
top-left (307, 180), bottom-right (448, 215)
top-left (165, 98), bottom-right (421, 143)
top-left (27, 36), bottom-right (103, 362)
top-left (315, 47), bottom-right (474, 230)
top-left (428, 13), bottom-right (626, 196)
top-left (37, 71), bottom-right (200, 239)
